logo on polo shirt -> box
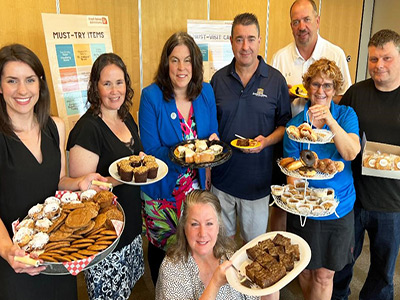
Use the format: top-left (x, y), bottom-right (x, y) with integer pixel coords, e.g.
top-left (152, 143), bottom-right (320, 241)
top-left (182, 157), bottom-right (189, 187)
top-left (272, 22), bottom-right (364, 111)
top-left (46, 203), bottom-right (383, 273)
top-left (252, 88), bottom-right (268, 98)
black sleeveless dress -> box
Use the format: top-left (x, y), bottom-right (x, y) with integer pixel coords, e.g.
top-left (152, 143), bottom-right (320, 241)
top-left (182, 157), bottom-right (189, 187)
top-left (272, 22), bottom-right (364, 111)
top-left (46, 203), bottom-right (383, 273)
top-left (0, 118), bottom-right (77, 300)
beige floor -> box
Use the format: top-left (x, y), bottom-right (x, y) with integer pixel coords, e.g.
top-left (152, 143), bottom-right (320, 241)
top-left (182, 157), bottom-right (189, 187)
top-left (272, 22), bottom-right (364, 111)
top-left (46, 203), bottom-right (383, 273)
top-left (77, 233), bottom-right (400, 300)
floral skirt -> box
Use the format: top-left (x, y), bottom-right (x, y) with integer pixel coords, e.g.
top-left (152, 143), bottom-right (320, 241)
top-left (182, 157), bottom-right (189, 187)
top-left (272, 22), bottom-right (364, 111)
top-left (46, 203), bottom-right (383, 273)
top-left (84, 234), bottom-right (144, 300)
top-left (142, 168), bottom-right (199, 251)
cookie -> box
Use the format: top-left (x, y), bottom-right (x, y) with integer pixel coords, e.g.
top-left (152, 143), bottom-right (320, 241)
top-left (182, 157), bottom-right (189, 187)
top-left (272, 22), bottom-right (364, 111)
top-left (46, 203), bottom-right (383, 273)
top-left (47, 212), bottom-right (67, 234)
top-left (71, 238), bottom-right (96, 245)
top-left (59, 247), bottom-right (80, 253)
top-left (87, 244), bottom-right (108, 251)
top-left (62, 202), bottom-right (85, 210)
top-left (39, 254), bottom-right (59, 263)
top-left (45, 249), bottom-right (68, 256)
top-left (94, 240), bottom-right (113, 246)
top-left (101, 230), bottom-right (117, 236)
top-left (74, 220), bottom-right (95, 235)
top-left (59, 224), bottom-right (75, 233)
top-left (78, 249), bottom-right (99, 256)
top-left (49, 230), bottom-right (73, 242)
top-left (104, 208), bottom-right (123, 222)
top-left (73, 243), bottom-right (93, 249)
top-left (65, 208), bottom-right (93, 229)
top-left (92, 214), bottom-right (107, 231)
top-left (45, 241), bottom-right (71, 251)
top-left (70, 253), bottom-right (87, 260)
top-left (97, 235), bottom-right (117, 241)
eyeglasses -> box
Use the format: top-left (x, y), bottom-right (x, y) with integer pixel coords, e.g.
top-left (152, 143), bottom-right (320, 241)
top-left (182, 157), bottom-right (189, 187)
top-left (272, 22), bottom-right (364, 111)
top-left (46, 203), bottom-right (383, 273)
top-left (310, 82), bottom-right (334, 91)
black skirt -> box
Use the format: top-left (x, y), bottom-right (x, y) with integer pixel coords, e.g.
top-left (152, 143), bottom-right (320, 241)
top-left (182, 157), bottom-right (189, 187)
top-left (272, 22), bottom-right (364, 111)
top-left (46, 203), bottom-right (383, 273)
top-left (286, 209), bottom-right (354, 271)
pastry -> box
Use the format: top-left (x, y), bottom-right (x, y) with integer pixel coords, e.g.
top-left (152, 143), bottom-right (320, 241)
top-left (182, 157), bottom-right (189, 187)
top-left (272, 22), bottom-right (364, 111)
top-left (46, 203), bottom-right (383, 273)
top-left (80, 189), bottom-right (97, 201)
top-left (27, 232), bottom-right (49, 251)
top-left (195, 139), bottom-right (208, 152)
top-left (286, 125), bottom-right (300, 139)
top-left (60, 191), bottom-right (79, 204)
top-left (394, 156), bottom-right (400, 171)
top-left (184, 148), bottom-right (195, 163)
top-left (299, 150), bottom-right (317, 168)
top-left (279, 157), bottom-right (295, 168)
top-left (174, 145), bottom-right (186, 158)
top-left (28, 203), bottom-right (44, 220)
top-left (298, 123), bottom-right (317, 141)
top-left (298, 167), bottom-right (317, 177)
top-left (16, 218), bottom-right (35, 231)
top-left (208, 144), bottom-right (223, 155)
top-left (92, 190), bottom-right (114, 209)
top-left (13, 227), bottom-right (33, 247)
top-left (35, 218), bottom-right (53, 233)
top-left (334, 161), bottom-right (345, 172)
top-left (194, 150), bottom-right (215, 164)
top-left (376, 156), bottom-right (391, 170)
top-left (286, 160), bottom-right (303, 171)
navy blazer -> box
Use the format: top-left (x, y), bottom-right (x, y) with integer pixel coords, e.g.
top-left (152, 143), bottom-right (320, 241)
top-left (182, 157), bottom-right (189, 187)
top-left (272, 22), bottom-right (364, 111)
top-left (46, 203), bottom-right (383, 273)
top-left (139, 82), bottom-right (218, 199)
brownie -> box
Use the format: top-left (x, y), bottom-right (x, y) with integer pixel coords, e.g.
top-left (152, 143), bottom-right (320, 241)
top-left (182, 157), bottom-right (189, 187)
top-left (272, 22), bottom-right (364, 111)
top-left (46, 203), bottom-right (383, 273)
top-left (265, 262), bottom-right (287, 285)
top-left (236, 138), bottom-right (250, 146)
top-left (285, 244), bottom-right (300, 261)
top-left (268, 245), bottom-right (285, 259)
top-left (256, 252), bottom-right (278, 269)
top-left (273, 233), bottom-right (291, 247)
top-left (245, 261), bottom-right (264, 282)
top-left (254, 268), bottom-right (276, 288)
top-left (279, 253), bottom-right (295, 271)
top-left (258, 238), bottom-right (275, 252)
top-left (246, 245), bottom-right (264, 261)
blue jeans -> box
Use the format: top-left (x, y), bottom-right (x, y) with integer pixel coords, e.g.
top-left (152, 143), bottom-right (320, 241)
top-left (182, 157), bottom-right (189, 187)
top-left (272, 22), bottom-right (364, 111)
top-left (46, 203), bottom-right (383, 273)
top-left (332, 206), bottom-right (400, 300)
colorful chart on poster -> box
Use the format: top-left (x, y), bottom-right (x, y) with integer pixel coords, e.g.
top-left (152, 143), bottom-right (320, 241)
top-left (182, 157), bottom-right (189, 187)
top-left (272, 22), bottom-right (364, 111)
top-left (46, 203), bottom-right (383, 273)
top-left (42, 13), bottom-right (113, 134)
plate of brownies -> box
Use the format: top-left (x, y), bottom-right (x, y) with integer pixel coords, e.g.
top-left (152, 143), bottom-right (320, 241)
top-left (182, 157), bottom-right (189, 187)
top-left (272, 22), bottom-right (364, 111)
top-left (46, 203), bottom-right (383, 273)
top-left (226, 231), bottom-right (311, 296)
top-left (109, 155), bottom-right (168, 185)
top-left (231, 138), bottom-right (261, 149)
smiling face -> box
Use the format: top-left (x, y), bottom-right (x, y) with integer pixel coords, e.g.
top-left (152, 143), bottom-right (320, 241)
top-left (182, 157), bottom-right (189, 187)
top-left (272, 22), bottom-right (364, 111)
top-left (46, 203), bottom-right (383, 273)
top-left (368, 41), bottom-right (400, 91)
top-left (168, 44), bottom-right (192, 94)
top-left (0, 61), bottom-right (40, 118)
top-left (308, 74), bottom-right (335, 107)
top-left (97, 64), bottom-right (126, 112)
top-left (184, 203), bottom-right (219, 258)
top-left (230, 24), bottom-right (261, 69)
top-left (290, 0), bottom-right (320, 48)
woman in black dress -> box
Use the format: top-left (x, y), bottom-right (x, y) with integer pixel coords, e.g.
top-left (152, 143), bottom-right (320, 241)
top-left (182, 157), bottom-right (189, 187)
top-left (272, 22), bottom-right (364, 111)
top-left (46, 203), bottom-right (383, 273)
top-left (67, 53), bottom-right (145, 299)
top-left (0, 44), bottom-right (105, 300)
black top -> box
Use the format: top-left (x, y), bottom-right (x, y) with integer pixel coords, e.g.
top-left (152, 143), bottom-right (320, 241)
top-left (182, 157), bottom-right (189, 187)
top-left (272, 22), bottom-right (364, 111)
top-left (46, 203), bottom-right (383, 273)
top-left (340, 79), bottom-right (400, 212)
top-left (67, 111), bottom-right (144, 250)
top-left (0, 118), bottom-right (77, 300)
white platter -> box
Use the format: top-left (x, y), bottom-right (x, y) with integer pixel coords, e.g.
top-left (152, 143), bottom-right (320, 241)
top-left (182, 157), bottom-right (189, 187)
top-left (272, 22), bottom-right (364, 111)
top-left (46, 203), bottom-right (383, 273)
top-left (226, 231), bottom-right (311, 296)
top-left (109, 157), bottom-right (168, 186)
top-left (286, 128), bottom-right (335, 144)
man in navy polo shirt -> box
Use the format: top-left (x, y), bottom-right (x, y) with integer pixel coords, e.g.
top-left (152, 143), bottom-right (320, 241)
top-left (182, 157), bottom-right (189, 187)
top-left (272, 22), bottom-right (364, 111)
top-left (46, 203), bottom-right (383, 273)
top-left (210, 13), bottom-right (291, 243)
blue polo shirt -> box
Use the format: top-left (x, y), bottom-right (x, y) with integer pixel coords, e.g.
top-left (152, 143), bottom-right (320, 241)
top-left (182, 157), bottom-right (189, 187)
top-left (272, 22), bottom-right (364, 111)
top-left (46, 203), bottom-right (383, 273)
top-left (283, 100), bottom-right (359, 220)
top-left (211, 56), bottom-right (291, 200)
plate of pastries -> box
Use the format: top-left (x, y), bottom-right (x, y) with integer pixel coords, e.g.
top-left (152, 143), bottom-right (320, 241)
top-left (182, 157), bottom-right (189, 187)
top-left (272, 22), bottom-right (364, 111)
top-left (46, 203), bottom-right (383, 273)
top-left (231, 138), bottom-right (261, 149)
top-left (12, 190), bottom-right (124, 275)
top-left (169, 139), bottom-right (232, 168)
top-left (109, 155), bottom-right (168, 185)
top-left (286, 123), bottom-right (334, 144)
top-left (278, 150), bottom-right (344, 179)
top-left (226, 232), bottom-right (311, 296)
top-left (270, 180), bottom-right (339, 217)
top-left (363, 150), bottom-right (400, 171)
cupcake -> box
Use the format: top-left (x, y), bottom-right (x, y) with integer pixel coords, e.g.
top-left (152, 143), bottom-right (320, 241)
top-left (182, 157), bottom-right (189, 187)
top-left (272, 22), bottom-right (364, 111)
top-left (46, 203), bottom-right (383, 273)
top-left (16, 219), bottom-right (35, 231)
top-left (133, 166), bottom-right (148, 183)
top-left (118, 161), bottom-right (134, 181)
top-left (281, 192), bottom-right (293, 204)
top-left (13, 227), bottom-right (33, 247)
top-left (271, 185), bottom-right (284, 196)
top-left (142, 155), bottom-right (156, 166)
top-left (129, 155), bottom-right (142, 167)
top-left (287, 198), bottom-right (299, 209)
top-left (146, 161), bottom-right (159, 179)
top-left (35, 218), bottom-right (53, 233)
top-left (296, 203), bottom-right (312, 215)
top-left (28, 204), bottom-right (44, 220)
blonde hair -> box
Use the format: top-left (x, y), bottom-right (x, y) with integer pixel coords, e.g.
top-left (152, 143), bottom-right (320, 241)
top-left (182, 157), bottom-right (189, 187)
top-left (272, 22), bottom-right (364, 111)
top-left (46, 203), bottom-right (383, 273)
top-left (166, 190), bottom-right (236, 262)
top-left (302, 58), bottom-right (344, 94)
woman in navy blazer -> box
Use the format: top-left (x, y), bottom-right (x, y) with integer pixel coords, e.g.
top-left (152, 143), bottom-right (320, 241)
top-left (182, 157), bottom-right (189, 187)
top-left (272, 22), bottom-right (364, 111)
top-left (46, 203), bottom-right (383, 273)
top-left (139, 32), bottom-right (218, 285)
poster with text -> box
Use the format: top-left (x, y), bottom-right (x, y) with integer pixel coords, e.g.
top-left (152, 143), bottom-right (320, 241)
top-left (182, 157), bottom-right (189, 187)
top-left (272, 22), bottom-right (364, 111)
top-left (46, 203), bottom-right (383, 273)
top-left (187, 20), bottom-right (233, 82)
top-left (42, 13), bottom-right (113, 134)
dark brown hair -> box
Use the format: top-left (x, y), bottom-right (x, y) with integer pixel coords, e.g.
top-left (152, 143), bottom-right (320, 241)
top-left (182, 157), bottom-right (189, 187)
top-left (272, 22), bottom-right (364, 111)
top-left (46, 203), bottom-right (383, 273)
top-left (0, 44), bottom-right (50, 137)
top-left (302, 58), bottom-right (344, 94)
top-left (231, 13), bottom-right (260, 37)
top-left (87, 53), bottom-right (133, 120)
top-left (166, 190), bottom-right (236, 262)
top-left (368, 29), bottom-right (400, 53)
top-left (155, 32), bottom-right (203, 102)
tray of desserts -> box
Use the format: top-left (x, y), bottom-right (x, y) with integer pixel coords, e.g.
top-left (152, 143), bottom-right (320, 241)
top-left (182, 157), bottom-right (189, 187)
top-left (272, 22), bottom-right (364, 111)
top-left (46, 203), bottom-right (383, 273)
top-left (277, 150), bottom-right (344, 180)
top-left (270, 182), bottom-right (339, 218)
top-left (109, 155), bottom-right (168, 185)
top-left (169, 139), bottom-right (232, 168)
top-left (286, 123), bottom-right (334, 144)
top-left (12, 190), bottom-right (125, 275)
top-left (226, 232), bottom-right (311, 296)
